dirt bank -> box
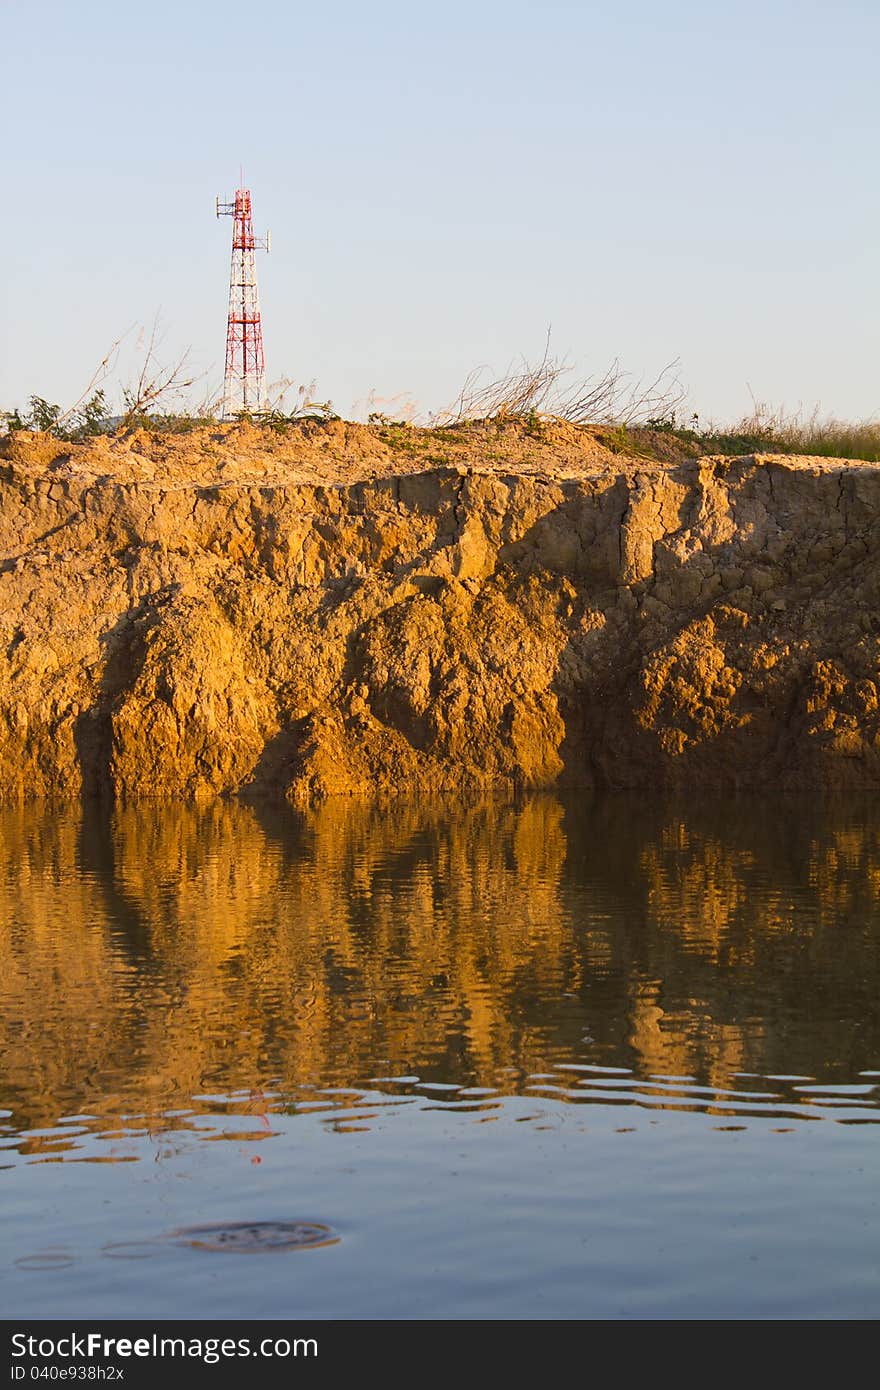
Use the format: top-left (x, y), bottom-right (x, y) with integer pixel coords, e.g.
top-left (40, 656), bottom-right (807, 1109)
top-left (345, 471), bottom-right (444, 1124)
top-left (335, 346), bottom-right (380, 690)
top-left (2, 418), bottom-right (878, 801)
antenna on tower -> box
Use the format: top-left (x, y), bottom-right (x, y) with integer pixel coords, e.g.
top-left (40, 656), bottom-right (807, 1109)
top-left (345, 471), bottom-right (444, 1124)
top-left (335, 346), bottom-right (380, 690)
top-left (216, 185), bottom-right (270, 419)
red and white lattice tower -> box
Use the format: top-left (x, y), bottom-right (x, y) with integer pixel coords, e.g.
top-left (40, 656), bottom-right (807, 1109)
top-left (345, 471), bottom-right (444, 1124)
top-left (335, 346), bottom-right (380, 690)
top-left (216, 187), bottom-right (270, 418)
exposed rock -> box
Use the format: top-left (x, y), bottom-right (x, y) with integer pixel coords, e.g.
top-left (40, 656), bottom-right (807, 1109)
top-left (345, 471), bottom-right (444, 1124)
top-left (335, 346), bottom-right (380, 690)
top-left (2, 419), bottom-right (879, 800)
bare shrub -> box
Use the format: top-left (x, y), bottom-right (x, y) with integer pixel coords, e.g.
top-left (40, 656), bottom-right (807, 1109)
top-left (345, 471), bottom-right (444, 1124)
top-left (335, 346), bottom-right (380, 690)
top-left (361, 389), bottom-right (421, 426)
top-left (558, 358), bottom-right (687, 426)
top-left (53, 329), bottom-right (129, 433)
top-left (119, 318), bottom-right (200, 427)
top-left (432, 335), bottom-right (687, 429)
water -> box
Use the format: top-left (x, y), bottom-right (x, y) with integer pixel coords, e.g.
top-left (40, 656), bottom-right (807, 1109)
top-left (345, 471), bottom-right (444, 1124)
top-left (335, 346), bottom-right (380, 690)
top-left (1, 794), bottom-right (878, 1319)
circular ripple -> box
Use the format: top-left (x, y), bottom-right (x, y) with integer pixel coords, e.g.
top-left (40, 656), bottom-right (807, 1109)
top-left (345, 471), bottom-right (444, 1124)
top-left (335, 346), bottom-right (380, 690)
top-left (168, 1220), bottom-right (338, 1253)
top-left (15, 1251), bottom-right (76, 1270)
top-left (102, 1241), bottom-right (164, 1260)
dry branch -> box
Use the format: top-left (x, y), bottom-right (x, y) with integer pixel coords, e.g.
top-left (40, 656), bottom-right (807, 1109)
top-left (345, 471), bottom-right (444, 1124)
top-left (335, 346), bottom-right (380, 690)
top-left (433, 338), bottom-right (687, 429)
top-left (119, 317), bottom-right (199, 425)
top-left (53, 328), bottom-right (132, 430)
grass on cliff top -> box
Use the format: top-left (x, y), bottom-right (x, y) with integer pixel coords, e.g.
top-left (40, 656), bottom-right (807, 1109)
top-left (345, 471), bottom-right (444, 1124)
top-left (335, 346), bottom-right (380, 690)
top-left (4, 338), bottom-right (877, 461)
top-left (625, 408), bottom-right (880, 465)
top-left (429, 408), bottom-right (880, 466)
top-left (3, 396), bottom-right (880, 466)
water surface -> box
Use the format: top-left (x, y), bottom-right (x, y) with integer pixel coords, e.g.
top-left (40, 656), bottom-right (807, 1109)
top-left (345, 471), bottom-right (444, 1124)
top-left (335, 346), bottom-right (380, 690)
top-left (1, 794), bottom-right (878, 1318)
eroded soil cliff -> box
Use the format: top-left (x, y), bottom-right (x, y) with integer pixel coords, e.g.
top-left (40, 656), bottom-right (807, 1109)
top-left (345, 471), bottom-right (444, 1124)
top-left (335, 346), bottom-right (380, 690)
top-left (2, 417), bottom-right (878, 801)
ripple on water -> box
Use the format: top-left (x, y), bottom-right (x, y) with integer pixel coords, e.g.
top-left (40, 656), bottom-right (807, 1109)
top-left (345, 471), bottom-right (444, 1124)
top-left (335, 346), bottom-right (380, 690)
top-left (15, 1251), bottom-right (77, 1270)
top-left (101, 1241), bottom-right (165, 1260)
top-left (167, 1221), bottom-right (339, 1253)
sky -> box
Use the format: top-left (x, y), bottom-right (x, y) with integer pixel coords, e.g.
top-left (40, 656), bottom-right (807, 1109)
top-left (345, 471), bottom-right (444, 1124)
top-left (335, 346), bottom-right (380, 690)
top-left (2, 0), bottom-right (878, 424)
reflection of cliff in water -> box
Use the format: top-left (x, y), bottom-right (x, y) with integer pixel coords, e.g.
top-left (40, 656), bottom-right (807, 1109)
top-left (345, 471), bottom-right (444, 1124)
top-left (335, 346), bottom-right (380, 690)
top-left (2, 794), bottom-right (879, 1133)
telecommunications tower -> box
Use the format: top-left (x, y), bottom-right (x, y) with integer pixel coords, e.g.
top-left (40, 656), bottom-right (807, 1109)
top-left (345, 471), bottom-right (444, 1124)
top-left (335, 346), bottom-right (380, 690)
top-left (216, 186), bottom-right (270, 417)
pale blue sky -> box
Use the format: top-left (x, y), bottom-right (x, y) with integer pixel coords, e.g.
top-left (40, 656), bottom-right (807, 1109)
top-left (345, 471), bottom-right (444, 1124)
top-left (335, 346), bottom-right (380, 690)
top-left (3, 0), bottom-right (878, 422)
